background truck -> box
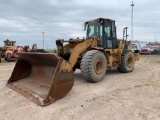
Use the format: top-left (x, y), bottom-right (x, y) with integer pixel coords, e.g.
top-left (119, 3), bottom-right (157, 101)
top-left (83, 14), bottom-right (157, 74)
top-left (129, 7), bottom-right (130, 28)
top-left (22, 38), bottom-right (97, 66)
top-left (147, 42), bottom-right (160, 54)
top-left (1, 39), bottom-right (29, 62)
top-left (131, 40), bottom-right (147, 52)
top-left (1, 39), bottom-right (16, 59)
top-left (140, 45), bottom-right (154, 55)
top-left (5, 46), bottom-right (29, 62)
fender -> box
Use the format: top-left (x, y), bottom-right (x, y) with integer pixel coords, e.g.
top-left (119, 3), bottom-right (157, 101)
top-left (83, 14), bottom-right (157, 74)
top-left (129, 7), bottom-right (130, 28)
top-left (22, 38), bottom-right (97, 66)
top-left (69, 37), bottom-right (99, 68)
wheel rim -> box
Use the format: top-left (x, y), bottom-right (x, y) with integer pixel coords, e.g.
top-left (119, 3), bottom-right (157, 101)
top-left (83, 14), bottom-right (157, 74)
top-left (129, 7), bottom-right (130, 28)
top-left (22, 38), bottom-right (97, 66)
top-left (126, 55), bottom-right (134, 68)
top-left (94, 60), bottom-right (103, 74)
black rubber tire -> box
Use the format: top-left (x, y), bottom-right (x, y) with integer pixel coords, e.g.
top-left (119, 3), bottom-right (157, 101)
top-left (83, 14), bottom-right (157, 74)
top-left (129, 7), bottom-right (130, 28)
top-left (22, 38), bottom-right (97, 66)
top-left (72, 68), bottom-right (76, 73)
top-left (0, 56), bottom-right (1, 63)
top-left (80, 50), bottom-right (107, 83)
top-left (4, 52), bottom-right (7, 60)
top-left (117, 50), bottom-right (135, 73)
top-left (7, 53), bottom-right (11, 62)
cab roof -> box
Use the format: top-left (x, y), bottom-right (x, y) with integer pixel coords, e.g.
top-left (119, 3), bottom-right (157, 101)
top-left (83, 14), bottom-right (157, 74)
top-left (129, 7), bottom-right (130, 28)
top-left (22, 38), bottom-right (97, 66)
top-left (85, 17), bottom-right (116, 23)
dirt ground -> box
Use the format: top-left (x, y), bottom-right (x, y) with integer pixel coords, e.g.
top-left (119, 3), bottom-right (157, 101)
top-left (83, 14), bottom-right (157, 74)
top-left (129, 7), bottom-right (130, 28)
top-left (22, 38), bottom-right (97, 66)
top-left (0, 55), bottom-right (160, 120)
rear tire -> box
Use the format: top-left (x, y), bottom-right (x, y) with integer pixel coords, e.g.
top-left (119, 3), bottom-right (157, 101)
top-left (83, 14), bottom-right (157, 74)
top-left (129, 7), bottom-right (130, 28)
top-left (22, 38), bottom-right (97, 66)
top-left (7, 53), bottom-right (11, 62)
top-left (117, 50), bottom-right (135, 73)
top-left (72, 68), bottom-right (76, 73)
top-left (80, 50), bottom-right (107, 83)
top-left (4, 52), bottom-right (7, 60)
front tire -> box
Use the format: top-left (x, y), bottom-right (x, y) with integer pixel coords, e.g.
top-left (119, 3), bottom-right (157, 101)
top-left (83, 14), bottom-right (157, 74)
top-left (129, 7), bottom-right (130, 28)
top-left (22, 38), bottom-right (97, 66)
top-left (7, 53), bottom-right (11, 62)
top-left (80, 50), bottom-right (107, 83)
top-left (117, 50), bottom-right (135, 73)
top-left (4, 51), bottom-right (7, 60)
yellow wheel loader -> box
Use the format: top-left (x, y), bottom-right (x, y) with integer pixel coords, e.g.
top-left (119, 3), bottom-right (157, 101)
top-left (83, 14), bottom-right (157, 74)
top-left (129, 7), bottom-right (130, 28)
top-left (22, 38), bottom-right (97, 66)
top-left (7, 18), bottom-right (139, 106)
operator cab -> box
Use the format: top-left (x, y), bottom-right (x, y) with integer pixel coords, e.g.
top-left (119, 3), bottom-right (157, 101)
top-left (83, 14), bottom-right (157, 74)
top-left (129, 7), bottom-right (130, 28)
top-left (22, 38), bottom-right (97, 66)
top-left (84, 18), bottom-right (118, 49)
top-left (4, 39), bottom-right (16, 46)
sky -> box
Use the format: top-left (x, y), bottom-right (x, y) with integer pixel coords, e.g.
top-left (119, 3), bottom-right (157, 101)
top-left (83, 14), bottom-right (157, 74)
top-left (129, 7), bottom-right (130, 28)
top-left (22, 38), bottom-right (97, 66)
top-left (0, 0), bottom-right (160, 49)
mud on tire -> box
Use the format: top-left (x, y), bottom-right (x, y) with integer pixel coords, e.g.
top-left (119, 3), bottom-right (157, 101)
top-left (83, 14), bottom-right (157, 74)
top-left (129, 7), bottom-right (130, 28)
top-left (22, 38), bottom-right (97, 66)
top-left (80, 50), bottom-right (107, 83)
top-left (117, 50), bottom-right (135, 73)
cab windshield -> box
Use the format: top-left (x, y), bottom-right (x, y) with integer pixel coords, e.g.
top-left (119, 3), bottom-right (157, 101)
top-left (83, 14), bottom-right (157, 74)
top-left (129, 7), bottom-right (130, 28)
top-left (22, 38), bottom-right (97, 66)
top-left (6, 41), bottom-right (15, 46)
top-left (86, 20), bottom-right (102, 39)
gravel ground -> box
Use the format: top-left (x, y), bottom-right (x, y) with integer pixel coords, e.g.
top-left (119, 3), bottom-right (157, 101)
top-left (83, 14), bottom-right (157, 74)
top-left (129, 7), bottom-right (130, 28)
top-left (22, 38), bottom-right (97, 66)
top-left (0, 55), bottom-right (160, 120)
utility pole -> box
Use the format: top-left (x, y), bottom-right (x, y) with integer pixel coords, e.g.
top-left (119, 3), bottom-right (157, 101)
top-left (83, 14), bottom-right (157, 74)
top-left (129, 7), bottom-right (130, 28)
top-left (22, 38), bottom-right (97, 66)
top-left (131, 0), bottom-right (134, 41)
top-left (42, 32), bottom-right (45, 49)
top-left (155, 36), bottom-right (156, 43)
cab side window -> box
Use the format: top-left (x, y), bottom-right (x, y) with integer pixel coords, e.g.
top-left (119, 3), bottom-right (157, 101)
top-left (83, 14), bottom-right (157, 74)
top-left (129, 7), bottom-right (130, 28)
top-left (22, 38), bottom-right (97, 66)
top-left (104, 21), bottom-right (112, 48)
top-left (112, 22), bottom-right (117, 38)
top-left (104, 26), bottom-right (110, 37)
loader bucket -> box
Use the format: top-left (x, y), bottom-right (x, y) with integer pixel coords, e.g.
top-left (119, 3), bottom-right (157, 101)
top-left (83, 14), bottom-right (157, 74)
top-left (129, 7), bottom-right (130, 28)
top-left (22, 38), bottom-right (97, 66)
top-left (6, 53), bottom-right (74, 106)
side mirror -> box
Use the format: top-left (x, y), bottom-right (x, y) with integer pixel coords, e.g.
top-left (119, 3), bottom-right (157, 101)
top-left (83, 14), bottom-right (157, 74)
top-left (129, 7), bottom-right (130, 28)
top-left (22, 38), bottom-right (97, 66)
top-left (82, 23), bottom-right (87, 31)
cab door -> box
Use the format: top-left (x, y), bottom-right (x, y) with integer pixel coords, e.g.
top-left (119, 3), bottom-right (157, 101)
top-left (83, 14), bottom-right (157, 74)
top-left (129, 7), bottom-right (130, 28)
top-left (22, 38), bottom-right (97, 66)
top-left (103, 20), bottom-right (118, 49)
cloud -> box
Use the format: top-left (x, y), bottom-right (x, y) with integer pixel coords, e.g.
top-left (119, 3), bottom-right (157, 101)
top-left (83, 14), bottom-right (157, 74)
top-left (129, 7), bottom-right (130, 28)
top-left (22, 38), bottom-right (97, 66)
top-left (0, 0), bottom-right (160, 48)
